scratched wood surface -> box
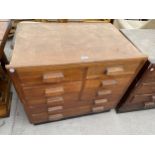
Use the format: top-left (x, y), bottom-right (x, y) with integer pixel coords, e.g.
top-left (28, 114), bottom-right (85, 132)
top-left (8, 22), bottom-right (145, 68)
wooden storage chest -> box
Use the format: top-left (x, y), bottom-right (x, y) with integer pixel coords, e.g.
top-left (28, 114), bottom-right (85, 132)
top-left (116, 29), bottom-right (155, 112)
top-left (7, 22), bottom-right (147, 124)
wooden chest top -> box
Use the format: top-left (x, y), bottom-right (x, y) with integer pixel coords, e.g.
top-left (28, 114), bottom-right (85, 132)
top-left (9, 22), bottom-right (146, 68)
top-left (121, 29), bottom-right (155, 63)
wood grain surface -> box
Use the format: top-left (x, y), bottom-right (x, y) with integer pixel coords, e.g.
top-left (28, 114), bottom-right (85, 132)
top-left (8, 22), bottom-right (146, 68)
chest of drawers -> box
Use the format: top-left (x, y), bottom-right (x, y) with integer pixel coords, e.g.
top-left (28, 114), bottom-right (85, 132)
top-left (7, 22), bottom-right (147, 124)
top-left (116, 29), bottom-right (155, 112)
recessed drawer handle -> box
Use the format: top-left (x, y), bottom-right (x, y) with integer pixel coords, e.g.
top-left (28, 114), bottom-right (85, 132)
top-left (105, 66), bottom-right (124, 75)
top-left (47, 96), bottom-right (64, 105)
top-left (48, 106), bottom-right (63, 112)
top-left (48, 114), bottom-right (63, 121)
top-left (45, 87), bottom-right (64, 97)
top-left (92, 106), bottom-right (105, 113)
top-left (94, 99), bottom-right (108, 105)
top-left (102, 80), bottom-right (117, 86)
top-left (144, 102), bottom-right (155, 108)
top-left (97, 90), bottom-right (112, 96)
top-left (43, 72), bottom-right (64, 83)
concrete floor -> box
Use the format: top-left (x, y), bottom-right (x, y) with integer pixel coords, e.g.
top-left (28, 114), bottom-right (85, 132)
top-left (0, 87), bottom-right (155, 135)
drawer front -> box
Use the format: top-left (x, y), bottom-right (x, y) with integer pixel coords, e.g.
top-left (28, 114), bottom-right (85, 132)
top-left (86, 61), bottom-right (141, 79)
top-left (22, 81), bottom-right (82, 99)
top-left (17, 68), bottom-right (84, 86)
top-left (120, 100), bottom-right (155, 112)
top-left (136, 82), bottom-right (155, 95)
top-left (129, 94), bottom-right (155, 105)
top-left (118, 102), bottom-right (145, 112)
top-left (26, 93), bottom-right (79, 106)
top-left (83, 77), bottom-right (131, 90)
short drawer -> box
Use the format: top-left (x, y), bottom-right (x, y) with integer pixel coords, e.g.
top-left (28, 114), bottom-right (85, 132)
top-left (83, 77), bottom-right (131, 92)
top-left (119, 100), bottom-right (155, 112)
top-left (22, 81), bottom-right (82, 99)
top-left (86, 60), bottom-right (141, 79)
top-left (81, 89), bottom-right (121, 101)
top-left (129, 94), bottom-right (155, 105)
top-left (17, 67), bottom-right (85, 86)
top-left (136, 82), bottom-right (155, 94)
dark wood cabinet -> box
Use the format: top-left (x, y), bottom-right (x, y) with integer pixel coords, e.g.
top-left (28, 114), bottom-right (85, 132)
top-left (7, 22), bottom-right (147, 124)
top-left (116, 29), bottom-right (155, 113)
top-left (0, 20), bottom-right (12, 117)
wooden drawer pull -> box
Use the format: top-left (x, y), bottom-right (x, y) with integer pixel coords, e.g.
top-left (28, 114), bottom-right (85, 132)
top-left (48, 106), bottom-right (63, 112)
top-left (48, 114), bottom-right (63, 121)
top-left (47, 96), bottom-right (64, 105)
top-left (152, 96), bottom-right (155, 102)
top-left (105, 66), bottom-right (124, 75)
top-left (92, 106), bottom-right (104, 113)
top-left (144, 102), bottom-right (155, 108)
top-left (43, 72), bottom-right (64, 83)
top-left (102, 80), bottom-right (117, 86)
top-left (45, 87), bottom-right (64, 97)
top-left (94, 99), bottom-right (108, 105)
top-left (97, 90), bottom-right (112, 96)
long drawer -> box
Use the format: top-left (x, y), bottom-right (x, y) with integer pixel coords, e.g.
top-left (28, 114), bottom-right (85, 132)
top-left (17, 67), bottom-right (85, 86)
top-left (22, 81), bottom-right (82, 99)
top-left (25, 93), bottom-right (80, 106)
